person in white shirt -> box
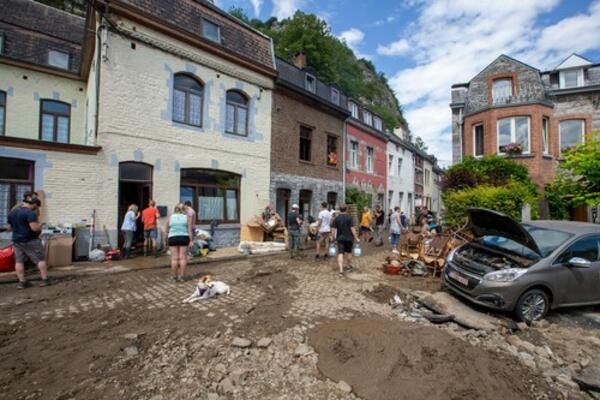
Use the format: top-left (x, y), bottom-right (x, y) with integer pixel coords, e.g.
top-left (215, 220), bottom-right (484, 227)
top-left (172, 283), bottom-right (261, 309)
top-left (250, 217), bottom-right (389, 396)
top-left (315, 202), bottom-right (332, 260)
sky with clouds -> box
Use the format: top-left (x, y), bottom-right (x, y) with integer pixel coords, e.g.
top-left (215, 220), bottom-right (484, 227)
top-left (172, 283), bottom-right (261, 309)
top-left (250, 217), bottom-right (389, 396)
top-left (215, 0), bottom-right (600, 166)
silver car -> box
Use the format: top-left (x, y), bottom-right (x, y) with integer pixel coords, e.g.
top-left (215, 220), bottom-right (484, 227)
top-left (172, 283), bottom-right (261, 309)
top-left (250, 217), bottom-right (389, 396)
top-left (443, 208), bottom-right (600, 322)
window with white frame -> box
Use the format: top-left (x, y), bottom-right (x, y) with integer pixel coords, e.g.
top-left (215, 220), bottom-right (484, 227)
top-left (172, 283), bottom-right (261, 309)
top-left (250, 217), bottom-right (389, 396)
top-left (330, 87), bottom-right (340, 105)
top-left (350, 141), bottom-right (359, 169)
top-left (373, 116), bottom-right (382, 131)
top-left (388, 155), bottom-right (393, 176)
top-left (366, 147), bottom-right (374, 173)
top-left (202, 18), bottom-right (221, 42)
top-left (397, 157), bottom-right (402, 177)
top-left (363, 110), bottom-right (372, 126)
top-left (559, 120), bottom-right (585, 153)
top-left (305, 73), bottom-right (316, 93)
top-left (559, 69), bottom-right (583, 89)
top-left (473, 124), bottom-right (484, 157)
top-left (349, 102), bottom-right (358, 119)
top-left (492, 78), bottom-right (512, 102)
top-left (424, 169), bottom-right (431, 185)
top-left (497, 116), bottom-right (530, 154)
top-left (542, 117), bottom-right (549, 154)
top-left (48, 49), bottom-right (69, 70)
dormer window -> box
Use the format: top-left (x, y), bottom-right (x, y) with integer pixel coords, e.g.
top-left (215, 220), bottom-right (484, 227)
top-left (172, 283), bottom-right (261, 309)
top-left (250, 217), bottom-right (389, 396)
top-left (305, 73), bottom-right (316, 93)
top-left (373, 116), bottom-right (382, 131)
top-left (559, 69), bottom-right (583, 89)
top-left (492, 78), bottom-right (512, 102)
top-left (363, 110), bottom-right (372, 126)
top-left (48, 49), bottom-right (69, 70)
top-left (202, 18), bottom-right (221, 43)
top-left (330, 88), bottom-right (340, 105)
top-left (349, 102), bottom-right (358, 119)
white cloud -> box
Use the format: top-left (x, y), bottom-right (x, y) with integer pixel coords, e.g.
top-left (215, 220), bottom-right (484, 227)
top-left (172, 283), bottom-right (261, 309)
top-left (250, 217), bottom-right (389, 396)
top-left (338, 28), bottom-right (371, 60)
top-left (382, 0), bottom-right (600, 166)
top-left (271, 0), bottom-right (303, 19)
top-left (249, 0), bottom-right (263, 17)
top-left (377, 39), bottom-right (410, 56)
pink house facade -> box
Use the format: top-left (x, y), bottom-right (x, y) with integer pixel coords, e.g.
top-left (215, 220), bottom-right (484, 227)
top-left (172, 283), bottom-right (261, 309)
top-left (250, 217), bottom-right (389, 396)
top-left (346, 116), bottom-right (388, 206)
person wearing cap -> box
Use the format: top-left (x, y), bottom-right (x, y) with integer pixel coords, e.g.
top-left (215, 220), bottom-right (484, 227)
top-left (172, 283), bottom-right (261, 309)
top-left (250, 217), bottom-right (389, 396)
top-left (7, 194), bottom-right (49, 289)
top-left (287, 204), bottom-right (303, 259)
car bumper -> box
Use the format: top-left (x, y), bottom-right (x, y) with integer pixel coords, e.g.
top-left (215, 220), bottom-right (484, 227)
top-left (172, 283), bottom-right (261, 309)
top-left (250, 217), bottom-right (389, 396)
top-left (442, 262), bottom-right (524, 312)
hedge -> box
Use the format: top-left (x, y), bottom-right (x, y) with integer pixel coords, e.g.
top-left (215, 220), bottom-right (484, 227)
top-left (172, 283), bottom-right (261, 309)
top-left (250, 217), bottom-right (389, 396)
top-left (442, 180), bottom-right (539, 229)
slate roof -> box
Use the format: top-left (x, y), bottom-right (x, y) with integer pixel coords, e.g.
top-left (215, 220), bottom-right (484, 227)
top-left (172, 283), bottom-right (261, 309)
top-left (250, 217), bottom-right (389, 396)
top-left (0, 0), bottom-right (85, 74)
top-left (117, 0), bottom-right (274, 69)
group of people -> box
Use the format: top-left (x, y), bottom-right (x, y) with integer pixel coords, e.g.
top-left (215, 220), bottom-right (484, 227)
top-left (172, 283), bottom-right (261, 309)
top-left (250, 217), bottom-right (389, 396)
top-left (121, 200), bottom-right (197, 282)
top-left (287, 202), bottom-right (360, 275)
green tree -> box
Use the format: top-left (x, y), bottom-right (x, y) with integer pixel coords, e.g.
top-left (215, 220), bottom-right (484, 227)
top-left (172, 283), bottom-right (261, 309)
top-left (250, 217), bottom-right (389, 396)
top-left (413, 136), bottom-right (428, 152)
top-left (234, 9), bottom-right (407, 129)
top-left (345, 187), bottom-right (372, 213)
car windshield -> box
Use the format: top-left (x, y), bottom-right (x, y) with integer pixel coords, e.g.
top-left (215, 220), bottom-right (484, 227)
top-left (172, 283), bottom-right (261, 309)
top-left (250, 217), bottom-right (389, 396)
top-left (476, 226), bottom-right (573, 260)
top-left (523, 225), bottom-right (574, 257)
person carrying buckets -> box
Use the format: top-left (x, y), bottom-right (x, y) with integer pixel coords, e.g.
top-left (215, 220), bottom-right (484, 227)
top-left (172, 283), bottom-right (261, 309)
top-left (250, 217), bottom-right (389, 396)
top-left (331, 204), bottom-right (360, 276)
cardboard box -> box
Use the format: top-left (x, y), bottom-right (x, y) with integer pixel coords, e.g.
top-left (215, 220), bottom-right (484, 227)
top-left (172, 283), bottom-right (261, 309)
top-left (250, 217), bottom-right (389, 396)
top-left (240, 225), bottom-right (264, 242)
top-left (45, 236), bottom-right (75, 268)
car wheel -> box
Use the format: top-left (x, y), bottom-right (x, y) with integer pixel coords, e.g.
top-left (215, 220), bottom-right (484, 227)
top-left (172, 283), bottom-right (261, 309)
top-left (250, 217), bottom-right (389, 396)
top-left (515, 289), bottom-right (549, 322)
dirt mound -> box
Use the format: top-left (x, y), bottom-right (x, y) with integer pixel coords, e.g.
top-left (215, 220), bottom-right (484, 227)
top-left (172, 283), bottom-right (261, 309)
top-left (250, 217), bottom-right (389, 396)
top-left (363, 284), bottom-right (397, 304)
top-left (308, 317), bottom-right (554, 400)
top-left (236, 266), bottom-right (299, 336)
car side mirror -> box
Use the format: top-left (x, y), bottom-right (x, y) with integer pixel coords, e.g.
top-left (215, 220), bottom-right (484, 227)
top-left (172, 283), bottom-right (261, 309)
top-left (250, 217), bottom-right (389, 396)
top-left (568, 257), bottom-right (592, 268)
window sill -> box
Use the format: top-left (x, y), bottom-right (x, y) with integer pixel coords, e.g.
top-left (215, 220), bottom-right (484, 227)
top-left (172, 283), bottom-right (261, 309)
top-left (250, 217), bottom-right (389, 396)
top-left (0, 135), bottom-right (101, 154)
top-left (326, 164), bottom-right (339, 170)
top-left (225, 131), bottom-right (248, 138)
top-left (299, 160), bottom-right (314, 166)
top-left (173, 120), bottom-right (203, 129)
top-left (500, 153), bottom-right (535, 159)
top-left (542, 154), bottom-right (553, 160)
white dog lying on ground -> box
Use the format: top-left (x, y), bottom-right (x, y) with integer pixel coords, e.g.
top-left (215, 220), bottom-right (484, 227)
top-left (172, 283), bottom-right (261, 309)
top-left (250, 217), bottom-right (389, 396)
top-left (182, 275), bottom-right (230, 303)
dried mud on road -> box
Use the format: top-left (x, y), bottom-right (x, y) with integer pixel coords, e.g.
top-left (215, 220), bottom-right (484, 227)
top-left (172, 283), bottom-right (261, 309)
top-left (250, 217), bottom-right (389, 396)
top-left (0, 245), bottom-right (598, 400)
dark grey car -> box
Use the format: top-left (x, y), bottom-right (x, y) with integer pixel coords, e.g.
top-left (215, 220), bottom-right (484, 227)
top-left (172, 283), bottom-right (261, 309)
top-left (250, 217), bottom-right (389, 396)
top-left (443, 208), bottom-right (600, 322)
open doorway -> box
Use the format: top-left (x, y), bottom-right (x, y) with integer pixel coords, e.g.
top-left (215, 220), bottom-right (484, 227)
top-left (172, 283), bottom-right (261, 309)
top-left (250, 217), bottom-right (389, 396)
top-left (276, 188), bottom-right (290, 226)
top-left (118, 162), bottom-right (152, 247)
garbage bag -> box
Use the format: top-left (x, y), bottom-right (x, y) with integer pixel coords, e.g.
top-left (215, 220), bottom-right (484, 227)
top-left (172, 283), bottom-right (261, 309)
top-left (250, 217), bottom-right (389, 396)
top-left (89, 249), bottom-right (106, 262)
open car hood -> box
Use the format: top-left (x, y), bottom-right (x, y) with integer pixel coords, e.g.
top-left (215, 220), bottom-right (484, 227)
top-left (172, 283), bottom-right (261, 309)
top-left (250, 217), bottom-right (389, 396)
top-left (467, 208), bottom-right (542, 257)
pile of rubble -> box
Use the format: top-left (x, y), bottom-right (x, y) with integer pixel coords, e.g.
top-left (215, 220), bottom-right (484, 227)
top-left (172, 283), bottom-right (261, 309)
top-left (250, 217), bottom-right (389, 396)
top-left (386, 288), bottom-right (600, 400)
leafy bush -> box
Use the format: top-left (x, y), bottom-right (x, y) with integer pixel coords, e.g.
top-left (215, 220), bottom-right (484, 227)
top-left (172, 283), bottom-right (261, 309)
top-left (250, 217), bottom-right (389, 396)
top-left (442, 181), bottom-right (539, 229)
top-left (345, 187), bottom-right (372, 212)
top-left (558, 137), bottom-right (600, 207)
top-left (441, 156), bottom-right (534, 193)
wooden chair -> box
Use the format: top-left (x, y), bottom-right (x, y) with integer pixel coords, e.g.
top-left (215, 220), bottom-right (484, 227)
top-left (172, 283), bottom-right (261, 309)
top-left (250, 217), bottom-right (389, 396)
top-left (421, 234), bottom-right (451, 278)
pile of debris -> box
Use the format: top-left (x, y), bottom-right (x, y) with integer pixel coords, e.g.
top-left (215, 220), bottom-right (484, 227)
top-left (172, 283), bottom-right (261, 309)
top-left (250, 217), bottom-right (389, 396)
top-left (382, 255), bottom-right (428, 276)
top-left (242, 211), bottom-right (286, 243)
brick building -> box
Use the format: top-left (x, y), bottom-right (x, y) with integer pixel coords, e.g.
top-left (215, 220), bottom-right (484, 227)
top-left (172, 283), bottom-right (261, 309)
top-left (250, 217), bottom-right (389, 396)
top-left (346, 101), bottom-right (388, 207)
top-left (270, 54), bottom-right (349, 220)
top-left (451, 54), bottom-right (600, 188)
top-left (0, 0), bottom-right (276, 246)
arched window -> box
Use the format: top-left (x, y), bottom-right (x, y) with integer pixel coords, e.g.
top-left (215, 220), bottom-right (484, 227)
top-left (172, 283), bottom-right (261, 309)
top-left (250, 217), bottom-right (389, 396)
top-left (225, 90), bottom-right (248, 136)
top-left (173, 73), bottom-right (203, 127)
top-left (39, 100), bottom-right (70, 143)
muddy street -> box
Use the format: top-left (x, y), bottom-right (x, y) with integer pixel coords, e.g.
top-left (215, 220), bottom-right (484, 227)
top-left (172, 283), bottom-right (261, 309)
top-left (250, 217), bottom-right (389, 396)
top-left (1, 246), bottom-right (599, 400)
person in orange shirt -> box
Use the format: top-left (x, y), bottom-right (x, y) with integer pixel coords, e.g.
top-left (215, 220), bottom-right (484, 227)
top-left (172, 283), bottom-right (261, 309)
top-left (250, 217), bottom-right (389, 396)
top-left (141, 200), bottom-right (160, 256)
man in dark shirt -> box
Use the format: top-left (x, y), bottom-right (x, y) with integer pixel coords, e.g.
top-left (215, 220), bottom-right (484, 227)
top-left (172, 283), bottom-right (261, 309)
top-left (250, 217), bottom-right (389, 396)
top-left (331, 204), bottom-right (359, 275)
top-left (7, 195), bottom-right (49, 289)
top-left (373, 205), bottom-right (385, 246)
top-left (287, 204), bottom-right (303, 259)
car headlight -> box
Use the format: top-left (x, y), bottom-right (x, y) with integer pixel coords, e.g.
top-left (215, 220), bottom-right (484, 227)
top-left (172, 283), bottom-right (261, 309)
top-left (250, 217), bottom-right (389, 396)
top-left (483, 268), bottom-right (527, 282)
top-left (446, 247), bottom-right (458, 263)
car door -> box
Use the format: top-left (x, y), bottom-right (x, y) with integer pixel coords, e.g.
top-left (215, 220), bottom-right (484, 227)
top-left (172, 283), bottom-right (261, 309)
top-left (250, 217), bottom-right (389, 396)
top-left (553, 235), bottom-right (600, 305)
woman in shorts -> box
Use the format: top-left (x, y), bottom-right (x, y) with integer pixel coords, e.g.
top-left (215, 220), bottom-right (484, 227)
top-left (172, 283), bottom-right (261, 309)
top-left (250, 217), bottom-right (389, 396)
top-left (166, 203), bottom-right (193, 282)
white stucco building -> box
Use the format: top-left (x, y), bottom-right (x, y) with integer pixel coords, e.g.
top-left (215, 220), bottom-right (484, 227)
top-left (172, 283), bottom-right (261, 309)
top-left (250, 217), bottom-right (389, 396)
top-left (386, 133), bottom-right (415, 221)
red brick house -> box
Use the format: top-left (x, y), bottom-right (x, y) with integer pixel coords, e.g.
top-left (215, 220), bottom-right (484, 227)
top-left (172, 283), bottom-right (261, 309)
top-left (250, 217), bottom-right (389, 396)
top-left (346, 101), bottom-right (388, 206)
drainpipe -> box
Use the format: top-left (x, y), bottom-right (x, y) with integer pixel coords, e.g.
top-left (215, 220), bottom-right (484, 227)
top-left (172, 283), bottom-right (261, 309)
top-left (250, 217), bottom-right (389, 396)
top-left (457, 108), bottom-right (463, 162)
top-left (93, 16), bottom-right (106, 142)
top-left (342, 116), bottom-right (350, 204)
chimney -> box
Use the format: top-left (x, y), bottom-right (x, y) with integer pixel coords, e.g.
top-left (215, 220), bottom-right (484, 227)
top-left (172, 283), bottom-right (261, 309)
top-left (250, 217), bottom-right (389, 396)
top-left (292, 51), bottom-right (307, 69)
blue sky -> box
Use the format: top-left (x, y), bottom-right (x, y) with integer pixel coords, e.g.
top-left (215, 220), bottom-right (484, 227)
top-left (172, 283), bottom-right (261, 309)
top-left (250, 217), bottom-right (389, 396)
top-left (215, 0), bottom-right (600, 166)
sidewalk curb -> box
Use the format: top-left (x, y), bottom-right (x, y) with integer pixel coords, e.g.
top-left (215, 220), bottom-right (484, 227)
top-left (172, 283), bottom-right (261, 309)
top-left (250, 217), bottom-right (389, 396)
top-left (0, 250), bottom-right (288, 285)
